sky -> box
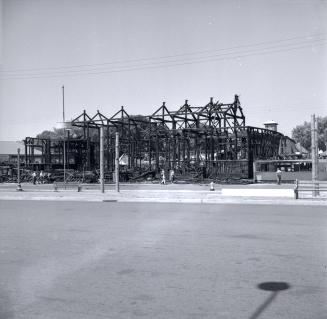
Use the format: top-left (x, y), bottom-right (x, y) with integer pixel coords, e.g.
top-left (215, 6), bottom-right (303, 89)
top-left (0, 0), bottom-right (326, 141)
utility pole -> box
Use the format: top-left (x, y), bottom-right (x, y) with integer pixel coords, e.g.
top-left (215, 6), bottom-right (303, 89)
top-left (16, 148), bottom-right (23, 191)
top-left (115, 132), bottom-right (120, 192)
top-left (62, 85), bottom-right (66, 185)
top-left (311, 114), bottom-right (318, 196)
top-left (100, 126), bottom-right (105, 193)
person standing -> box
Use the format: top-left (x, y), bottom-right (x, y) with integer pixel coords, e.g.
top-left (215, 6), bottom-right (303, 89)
top-left (32, 171), bottom-right (37, 185)
top-left (39, 170), bottom-right (44, 184)
top-left (276, 168), bottom-right (282, 185)
top-left (160, 169), bottom-right (166, 185)
top-left (169, 169), bottom-right (175, 183)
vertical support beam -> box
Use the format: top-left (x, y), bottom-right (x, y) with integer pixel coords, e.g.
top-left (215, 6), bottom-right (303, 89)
top-left (135, 141), bottom-right (138, 169)
top-left (86, 124), bottom-right (90, 170)
top-left (115, 132), bottom-right (120, 192)
top-left (247, 128), bottom-right (253, 179)
top-left (155, 123), bottom-right (159, 172)
top-left (47, 140), bottom-right (51, 170)
top-left (31, 141), bottom-right (35, 164)
top-left (100, 126), bottom-right (105, 193)
top-left (58, 141), bottom-right (61, 168)
top-left (166, 136), bottom-right (170, 169)
top-left (63, 136), bottom-right (66, 184)
top-left (195, 134), bottom-right (199, 166)
top-left (16, 148), bottom-right (23, 191)
top-left (83, 110), bottom-right (86, 138)
top-left (67, 130), bottom-right (70, 170)
top-left (24, 139), bottom-right (28, 166)
top-left (186, 136), bottom-right (190, 164)
top-left (210, 129), bottom-right (214, 163)
top-left (131, 141), bottom-right (135, 169)
top-left (173, 122), bottom-right (177, 169)
top-left (106, 124), bottom-right (110, 171)
top-left (149, 121), bottom-right (152, 170)
top-left (128, 120), bottom-right (131, 169)
top-left (29, 139), bottom-right (32, 166)
top-left (234, 130), bottom-right (238, 158)
top-left (182, 131), bottom-right (186, 170)
top-left (109, 134), bottom-right (113, 172)
top-left (205, 133), bottom-right (208, 167)
top-left (177, 135), bottom-right (181, 167)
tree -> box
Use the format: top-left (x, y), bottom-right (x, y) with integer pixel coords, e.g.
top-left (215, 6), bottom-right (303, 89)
top-left (292, 116), bottom-right (327, 152)
top-left (36, 125), bottom-right (104, 142)
top-left (37, 127), bottom-right (84, 140)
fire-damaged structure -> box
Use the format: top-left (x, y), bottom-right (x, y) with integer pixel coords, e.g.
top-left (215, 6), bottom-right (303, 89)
top-left (24, 95), bottom-right (288, 181)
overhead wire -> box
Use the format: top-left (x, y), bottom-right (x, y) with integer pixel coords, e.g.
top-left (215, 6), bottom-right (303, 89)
top-left (1, 32), bottom-right (325, 74)
top-left (1, 34), bottom-right (326, 80)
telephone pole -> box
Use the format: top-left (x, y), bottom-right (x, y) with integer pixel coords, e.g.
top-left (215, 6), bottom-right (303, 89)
top-left (62, 85), bottom-right (66, 184)
top-left (100, 126), bottom-right (105, 193)
top-left (311, 114), bottom-right (318, 196)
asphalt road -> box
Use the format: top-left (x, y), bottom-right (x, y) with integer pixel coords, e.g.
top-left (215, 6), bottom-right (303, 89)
top-left (0, 201), bottom-right (326, 319)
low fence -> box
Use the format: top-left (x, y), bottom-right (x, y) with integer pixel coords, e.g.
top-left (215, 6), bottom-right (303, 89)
top-left (207, 160), bottom-right (250, 180)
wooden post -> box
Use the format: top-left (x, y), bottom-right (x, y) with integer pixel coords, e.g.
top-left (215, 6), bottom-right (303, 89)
top-left (100, 126), bottom-right (105, 193)
top-left (115, 132), bottom-right (120, 192)
top-left (294, 179), bottom-right (298, 199)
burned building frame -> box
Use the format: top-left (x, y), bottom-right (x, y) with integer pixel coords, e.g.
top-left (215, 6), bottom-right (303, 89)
top-left (24, 95), bottom-right (284, 180)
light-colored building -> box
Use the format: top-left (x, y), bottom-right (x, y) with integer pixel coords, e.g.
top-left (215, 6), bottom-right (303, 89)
top-left (0, 141), bottom-right (41, 164)
top-left (254, 159), bottom-right (327, 182)
top-left (263, 120), bottom-right (278, 132)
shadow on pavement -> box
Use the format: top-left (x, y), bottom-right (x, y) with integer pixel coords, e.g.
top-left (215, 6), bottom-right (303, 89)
top-left (248, 282), bottom-right (290, 319)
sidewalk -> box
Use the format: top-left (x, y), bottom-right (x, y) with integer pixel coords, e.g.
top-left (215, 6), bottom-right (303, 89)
top-left (0, 183), bottom-right (326, 206)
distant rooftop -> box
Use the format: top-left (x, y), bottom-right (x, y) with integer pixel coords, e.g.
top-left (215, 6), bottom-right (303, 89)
top-left (263, 120), bottom-right (278, 125)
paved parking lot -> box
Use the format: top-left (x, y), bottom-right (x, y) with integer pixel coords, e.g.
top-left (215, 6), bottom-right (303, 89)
top-left (0, 200), bottom-right (326, 318)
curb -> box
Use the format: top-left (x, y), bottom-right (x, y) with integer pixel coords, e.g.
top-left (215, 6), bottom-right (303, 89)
top-left (0, 193), bottom-right (326, 206)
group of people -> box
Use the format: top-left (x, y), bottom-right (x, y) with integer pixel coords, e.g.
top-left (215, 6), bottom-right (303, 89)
top-left (161, 167), bottom-right (283, 185)
top-left (160, 169), bottom-right (175, 185)
top-left (29, 167), bottom-right (283, 185)
top-left (31, 171), bottom-right (51, 185)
